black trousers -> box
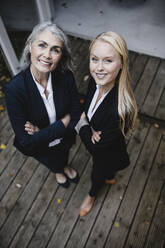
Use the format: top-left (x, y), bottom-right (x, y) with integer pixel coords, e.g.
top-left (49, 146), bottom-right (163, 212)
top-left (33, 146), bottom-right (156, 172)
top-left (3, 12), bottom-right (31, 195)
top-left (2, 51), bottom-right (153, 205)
top-left (89, 156), bottom-right (116, 197)
top-left (33, 142), bottom-right (69, 174)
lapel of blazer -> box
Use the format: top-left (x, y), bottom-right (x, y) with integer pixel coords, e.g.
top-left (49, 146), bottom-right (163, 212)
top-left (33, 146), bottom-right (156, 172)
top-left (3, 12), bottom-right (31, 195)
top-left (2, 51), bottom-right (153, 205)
top-left (24, 68), bottom-right (49, 126)
top-left (87, 80), bottom-right (118, 126)
top-left (51, 70), bottom-right (64, 120)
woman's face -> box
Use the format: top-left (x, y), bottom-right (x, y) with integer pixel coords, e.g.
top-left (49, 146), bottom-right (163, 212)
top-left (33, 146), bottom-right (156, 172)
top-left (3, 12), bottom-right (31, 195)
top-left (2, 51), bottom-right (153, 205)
top-left (30, 29), bottom-right (63, 75)
top-left (90, 40), bottom-right (122, 89)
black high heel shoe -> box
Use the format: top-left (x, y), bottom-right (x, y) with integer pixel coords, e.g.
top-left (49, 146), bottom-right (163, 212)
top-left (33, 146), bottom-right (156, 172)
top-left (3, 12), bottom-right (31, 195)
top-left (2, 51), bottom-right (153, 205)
top-left (64, 169), bottom-right (80, 184)
top-left (56, 174), bottom-right (70, 188)
top-left (57, 179), bottom-right (70, 188)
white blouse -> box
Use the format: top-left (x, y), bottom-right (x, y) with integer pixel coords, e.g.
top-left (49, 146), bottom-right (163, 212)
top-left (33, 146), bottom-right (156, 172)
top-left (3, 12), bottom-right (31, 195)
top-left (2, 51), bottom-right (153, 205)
top-left (87, 85), bottom-right (110, 121)
top-left (31, 69), bottom-right (61, 147)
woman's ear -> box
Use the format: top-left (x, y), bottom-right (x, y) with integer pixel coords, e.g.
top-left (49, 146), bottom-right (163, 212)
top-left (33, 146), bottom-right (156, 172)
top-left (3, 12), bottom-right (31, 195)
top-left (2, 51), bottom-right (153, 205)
top-left (29, 45), bottom-right (31, 53)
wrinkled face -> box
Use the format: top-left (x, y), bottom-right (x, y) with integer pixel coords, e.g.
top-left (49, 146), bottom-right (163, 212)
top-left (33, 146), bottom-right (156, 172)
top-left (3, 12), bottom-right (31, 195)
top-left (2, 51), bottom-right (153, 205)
top-left (90, 40), bottom-right (122, 88)
top-left (30, 29), bottom-right (63, 75)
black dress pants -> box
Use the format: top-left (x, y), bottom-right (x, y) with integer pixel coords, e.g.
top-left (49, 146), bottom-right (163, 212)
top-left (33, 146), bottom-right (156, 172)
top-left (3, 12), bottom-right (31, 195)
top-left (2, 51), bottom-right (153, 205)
top-left (33, 142), bottom-right (69, 174)
top-left (89, 155), bottom-right (116, 197)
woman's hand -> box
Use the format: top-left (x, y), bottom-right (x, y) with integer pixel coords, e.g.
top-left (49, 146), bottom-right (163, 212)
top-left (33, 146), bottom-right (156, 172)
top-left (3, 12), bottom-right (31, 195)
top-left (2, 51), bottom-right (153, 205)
top-left (61, 114), bottom-right (71, 127)
top-left (25, 121), bottom-right (40, 135)
top-left (91, 130), bottom-right (102, 144)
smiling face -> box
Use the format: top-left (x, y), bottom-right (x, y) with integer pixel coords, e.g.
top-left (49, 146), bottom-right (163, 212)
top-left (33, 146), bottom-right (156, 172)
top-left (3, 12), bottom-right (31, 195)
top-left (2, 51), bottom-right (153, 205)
top-left (89, 39), bottom-right (122, 91)
top-left (30, 29), bottom-right (63, 77)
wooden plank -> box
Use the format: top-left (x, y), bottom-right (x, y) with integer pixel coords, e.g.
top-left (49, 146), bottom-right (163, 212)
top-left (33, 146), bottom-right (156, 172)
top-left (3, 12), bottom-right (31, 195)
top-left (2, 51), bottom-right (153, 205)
top-left (84, 119), bottom-right (150, 248)
top-left (104, 125), bottom-right (162, 248)
top-left (0, 164), bottom-right (49, 248)
top-left (74, 40), bottom-right (90, 90)
top-left (0, 150), bottom-right (27, 200)
top-left (124, 133), bottom-right (165, 247)
top-left (9, 136), bottom-right (81, 248)
top-left (46, 158), bottom-right (94, 248)
top-left (155, 88), bottom-right (165, 121)
top-left (129, 51), bottom-right (138, 74)
top-left (10, 173), bottom-right (58, 248)
top-left (144, 182), bottom-right (165, 248)
top-left (141, 60), bottom-right (165, 117)
top-left (0, 157), bottom-right (38, 229)
top-left (0, 135), bottom-right (16, 175)
top-left (70, 36), bottom-right (83, 55)
top-left (68, 135), bottom-right (81, 164)
top-left (0, 120), bottom-right (13, 148)
top-left (0, 111), bottom-right (9, 131)
top-left (134, 57), bottom-right (160, 111)
top-left (26, 143), bottom-right (90, 248)
top-left (65, 178), bottom-right (109, 248)
top-left (131, 54), bottom-right (149, 90)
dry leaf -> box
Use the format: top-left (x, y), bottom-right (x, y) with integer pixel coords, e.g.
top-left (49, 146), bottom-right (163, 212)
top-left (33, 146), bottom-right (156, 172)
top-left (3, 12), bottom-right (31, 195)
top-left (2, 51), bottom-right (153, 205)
top-left (57, 198), bottom-right (62, 204)
top-left (0, 144), bottom-right (6, 150)
top-left (114, 221), bottom-right (120, 228)
top-left (154, 123), bottom-right (159, 128)
top-left (16, 183), bottom-right (22, 188)
top-left (0, 105), bottom-right (5, 111)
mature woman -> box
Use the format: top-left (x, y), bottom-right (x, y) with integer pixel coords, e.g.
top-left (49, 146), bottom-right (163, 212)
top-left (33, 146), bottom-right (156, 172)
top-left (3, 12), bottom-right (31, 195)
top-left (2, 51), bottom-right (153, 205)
top-left (5, 22), bottom-right (81, 188)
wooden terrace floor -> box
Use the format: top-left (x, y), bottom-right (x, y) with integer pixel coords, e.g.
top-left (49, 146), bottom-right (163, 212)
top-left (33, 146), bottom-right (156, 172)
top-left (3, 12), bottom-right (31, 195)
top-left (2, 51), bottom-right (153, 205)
top-left (0, 36), bottom-right (165, 248)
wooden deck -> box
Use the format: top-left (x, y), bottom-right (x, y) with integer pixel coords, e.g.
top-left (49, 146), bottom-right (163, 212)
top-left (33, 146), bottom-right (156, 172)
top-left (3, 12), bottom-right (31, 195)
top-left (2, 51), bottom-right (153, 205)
top-left (0, 36), bottom-right (165, 248)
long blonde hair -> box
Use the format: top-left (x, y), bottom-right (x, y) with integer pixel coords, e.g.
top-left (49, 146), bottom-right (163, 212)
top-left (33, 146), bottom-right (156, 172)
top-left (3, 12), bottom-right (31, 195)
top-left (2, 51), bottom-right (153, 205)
top-left (90, 32), bottom-right (137, 135)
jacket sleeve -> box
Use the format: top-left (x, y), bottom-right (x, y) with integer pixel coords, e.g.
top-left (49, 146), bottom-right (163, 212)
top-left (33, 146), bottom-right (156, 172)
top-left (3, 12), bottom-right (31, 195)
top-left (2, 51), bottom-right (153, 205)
top-left (79, 120), bottom-right (122, 154)
top-left (5, 82), bottom-right (66, 156)
top-left (64, 71), bottom-right (81, 135)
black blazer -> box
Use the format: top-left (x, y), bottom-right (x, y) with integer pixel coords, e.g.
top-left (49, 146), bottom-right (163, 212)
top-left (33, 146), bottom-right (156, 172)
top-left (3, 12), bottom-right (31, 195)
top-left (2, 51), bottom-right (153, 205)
top-left (79, 77), bottom-right (129, 170)
top-left (5, 67), bottom-right (81, 156)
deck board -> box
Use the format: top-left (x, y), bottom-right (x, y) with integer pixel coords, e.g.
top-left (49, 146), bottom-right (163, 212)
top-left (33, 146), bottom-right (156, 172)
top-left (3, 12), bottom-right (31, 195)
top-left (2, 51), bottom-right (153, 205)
top-left (125, 134), bottom-right (165, 248)
top-left (0, 35), bottom-right (165, 248)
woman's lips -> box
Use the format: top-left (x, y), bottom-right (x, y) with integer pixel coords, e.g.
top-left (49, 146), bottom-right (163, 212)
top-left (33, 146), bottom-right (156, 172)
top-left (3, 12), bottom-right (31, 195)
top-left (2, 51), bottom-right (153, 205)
top-left (40, 60), bottom-right (52, 66)
top-left (95, 73), bottom-right (107, 79)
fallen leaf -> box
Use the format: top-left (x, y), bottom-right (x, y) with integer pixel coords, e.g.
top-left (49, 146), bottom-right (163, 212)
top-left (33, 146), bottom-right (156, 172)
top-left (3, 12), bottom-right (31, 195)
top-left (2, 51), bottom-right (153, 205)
top-left (57, 198), bottom-right (62, 204)
top-left (0, 105), bottom-right (5, 111)
top-left (144, 220), bottom-right (150, 225)
top-left (16, 183), bottom-right (22, 188)
top-left (154, 123), bottom-right (159, 128)
top-left (114, 221), bottom-right (120, 228)
top-left (0, 144), bottom-right (6, 150)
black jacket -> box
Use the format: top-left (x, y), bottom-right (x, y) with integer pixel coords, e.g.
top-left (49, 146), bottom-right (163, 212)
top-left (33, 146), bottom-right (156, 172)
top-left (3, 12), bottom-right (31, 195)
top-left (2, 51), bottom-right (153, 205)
top-left (79, 77), bottom-right (129, 170)
top-left (5, 67), bottom-right (81, 156)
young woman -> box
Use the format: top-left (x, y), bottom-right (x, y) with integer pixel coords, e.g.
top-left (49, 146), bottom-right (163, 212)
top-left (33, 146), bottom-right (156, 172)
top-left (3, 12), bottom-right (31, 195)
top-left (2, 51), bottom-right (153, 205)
top-left (75, 31), bottom-right (137, 216)
top-left (5, 22), bottom-right (81, 188)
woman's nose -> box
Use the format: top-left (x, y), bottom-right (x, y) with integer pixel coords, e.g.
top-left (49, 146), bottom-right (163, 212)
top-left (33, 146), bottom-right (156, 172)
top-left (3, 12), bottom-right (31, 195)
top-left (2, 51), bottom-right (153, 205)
top-left (43, 49), bottom-right (51, 59)
top-left (97, 61), bottom-right (104, 71)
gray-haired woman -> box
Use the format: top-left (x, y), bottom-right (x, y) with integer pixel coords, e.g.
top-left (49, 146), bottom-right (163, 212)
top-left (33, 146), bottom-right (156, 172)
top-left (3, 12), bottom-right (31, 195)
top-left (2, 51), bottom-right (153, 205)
top-left (5, 22), bottom-right (81, 188)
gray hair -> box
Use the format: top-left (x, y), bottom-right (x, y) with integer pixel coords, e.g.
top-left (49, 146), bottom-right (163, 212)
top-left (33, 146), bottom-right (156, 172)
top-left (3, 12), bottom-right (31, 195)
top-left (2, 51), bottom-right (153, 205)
top-left (20, 22), bottom-right (72, 72)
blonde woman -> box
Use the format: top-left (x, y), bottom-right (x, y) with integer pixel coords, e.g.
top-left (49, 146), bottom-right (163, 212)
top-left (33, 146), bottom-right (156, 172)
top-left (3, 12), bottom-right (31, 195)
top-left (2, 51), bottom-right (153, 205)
top-left (75, 31), bottom-right (137, 216)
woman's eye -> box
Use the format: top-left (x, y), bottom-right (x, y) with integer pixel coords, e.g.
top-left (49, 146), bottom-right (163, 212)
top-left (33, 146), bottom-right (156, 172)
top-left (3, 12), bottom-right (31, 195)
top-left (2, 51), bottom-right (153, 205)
top-left (52, 48), bottom-right (61, 54)
top-left (38, 43), bottom-right (45, 48)
top-left (105, 59), bottom-right (112, 63)
top-left (91, 57), bottom-right (98, 62)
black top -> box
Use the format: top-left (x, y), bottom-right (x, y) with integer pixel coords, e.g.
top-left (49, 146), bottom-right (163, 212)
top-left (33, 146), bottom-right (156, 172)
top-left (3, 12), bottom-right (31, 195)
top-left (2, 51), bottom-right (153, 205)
top-left (5, 67), bottom-right (81, 156)
top-left (79, 77), bottom-right (130, 171)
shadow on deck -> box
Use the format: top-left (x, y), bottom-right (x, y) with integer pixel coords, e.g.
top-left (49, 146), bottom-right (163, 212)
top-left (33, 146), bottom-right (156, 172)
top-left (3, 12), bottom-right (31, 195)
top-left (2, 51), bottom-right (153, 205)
top-left (0, 36), bottom-right (165, 248)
